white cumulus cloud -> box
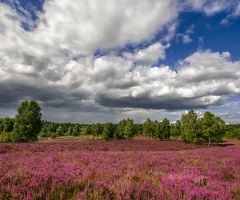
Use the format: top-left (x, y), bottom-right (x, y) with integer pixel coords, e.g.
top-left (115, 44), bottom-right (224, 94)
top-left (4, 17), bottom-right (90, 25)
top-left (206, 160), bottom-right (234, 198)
top-left (1, 0), bottom-right (240, 123)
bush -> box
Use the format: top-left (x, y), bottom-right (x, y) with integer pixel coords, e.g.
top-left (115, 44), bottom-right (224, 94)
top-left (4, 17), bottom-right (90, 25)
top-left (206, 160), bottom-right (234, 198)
top-left (39, 131), bottom-right (48, 138)
top-left (4, 132), bottom-right (12, 143)
top-left (193, 139), bottom-right (204, 144)
top-left (50, 133), bottom-right (57, 138)
top-left (0, 131), bottom-right (12, 143)
top-left (0, 132), bottom-right (5, 142)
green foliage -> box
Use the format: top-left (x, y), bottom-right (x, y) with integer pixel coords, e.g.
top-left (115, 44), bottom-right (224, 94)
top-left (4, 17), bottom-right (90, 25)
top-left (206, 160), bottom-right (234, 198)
top-left (56, 126), bottom-right (63, 137)
top-left (152, 120), bottom-right (159, 139)
top-left (72, 124), bottom-right (80, 136)
top-left (3, 132), bottom-right (12, 143)
top-left (1, 102), bottom-right (228, 145)
top-left (116, 119), bottom-right (126, 139)
top-left (46, 123), bottom-right (54, 137)
top-left (0, 131), bottom-right (5, 142)
top-left (92, 123), bottom-right (102, 139)
top-left (50, 133), bottom-right (57, 138)
top-left (102, 122), bottom-right (113, 141)
top-left (0, 118), bottom-right (3, 132)
top-left (142, 118), bottom-right (171, 140)
top-left (124, 118), bottom-right (134, 139)
top-left (0, 130), bottom-right (12, 142)
top-left (142, 119), bottom-right (153, 136)
top-left (225, 124), bottom-right (240, 139)
top-left (213, 116), bottom-right (226, 143)
top-left (2, 117), bottom-right (15, 133)
top-left (11, 127), bottom-right (24, 143)
top-left (157, 118), bottom-right (170, 140)
top-left (180, 110), bottom-right (227, 144)
top-left (202, 112), bottom-right (226, 144)
top-left (202, 112), bottom-right (215, 143)
top-left (113, 119), bottom-right (135, 140)
top-left (80, 126), bottom-right (90, 136)
top-left (38, 131), bottom-right (48, 138)
top-left (181, 110), bottom-right (198, 143)
top-left (65, 126), bottom-right (73, 136)
top-left (11, 100), bottom-right (42, 143)
top-left (0, 117), bottom-right (15, 142)
top-left (170, 120), bottom-right (181, 139)
top-left (39, 125), bottom-right (48, 137)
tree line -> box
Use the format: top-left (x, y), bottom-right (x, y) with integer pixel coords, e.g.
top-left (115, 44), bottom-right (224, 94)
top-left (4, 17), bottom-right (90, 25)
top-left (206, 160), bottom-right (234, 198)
top-left (135, 110), bottom-right (229, 144)
top-left (38, 118), bottom-right (139, 141)
top-left (0, 100), bottom-right (239, 143)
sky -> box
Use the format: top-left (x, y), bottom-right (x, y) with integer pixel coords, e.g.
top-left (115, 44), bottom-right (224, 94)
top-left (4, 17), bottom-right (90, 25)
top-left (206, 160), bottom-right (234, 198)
top-left (0, 0), bottom-right (240, 124)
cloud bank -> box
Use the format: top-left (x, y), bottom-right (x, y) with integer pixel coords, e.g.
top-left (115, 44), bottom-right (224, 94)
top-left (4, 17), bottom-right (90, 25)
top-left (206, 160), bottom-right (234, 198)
top-left (0, 0), bottom-right (240, 123)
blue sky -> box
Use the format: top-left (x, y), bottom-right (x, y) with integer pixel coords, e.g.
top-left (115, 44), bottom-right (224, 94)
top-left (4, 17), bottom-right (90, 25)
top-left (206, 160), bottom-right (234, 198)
top-left (0, 0), bottom-right (240, 124)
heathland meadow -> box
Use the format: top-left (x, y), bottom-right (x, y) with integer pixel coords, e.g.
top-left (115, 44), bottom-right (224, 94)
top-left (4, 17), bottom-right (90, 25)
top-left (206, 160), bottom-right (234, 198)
top-left (0, 137), bottom-right (240, 199)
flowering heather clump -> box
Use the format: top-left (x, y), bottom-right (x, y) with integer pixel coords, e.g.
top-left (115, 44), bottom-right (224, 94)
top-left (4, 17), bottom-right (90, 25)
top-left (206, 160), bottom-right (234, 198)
top-left (0, 138), bottom-right (240, 199)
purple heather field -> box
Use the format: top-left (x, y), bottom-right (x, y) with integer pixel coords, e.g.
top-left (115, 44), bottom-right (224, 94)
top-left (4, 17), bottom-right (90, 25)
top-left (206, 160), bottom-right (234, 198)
top-left (0, 138), bottom-right (240, 199)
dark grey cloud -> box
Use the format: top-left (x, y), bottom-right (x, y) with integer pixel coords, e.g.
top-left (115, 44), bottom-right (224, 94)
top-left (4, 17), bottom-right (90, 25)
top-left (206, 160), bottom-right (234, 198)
top-left (110, 80), bottom-right (139, 90)
top-left (0, 80), bottom-right (90, 110)
top-left (95, 93), bottom-right (224, 110)
top-left (22, 53), bottom-right (50, 72)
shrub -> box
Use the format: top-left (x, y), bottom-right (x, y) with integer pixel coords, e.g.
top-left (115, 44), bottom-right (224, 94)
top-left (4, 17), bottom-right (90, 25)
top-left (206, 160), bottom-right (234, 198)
top-left (50, 133), bottom-right (57, 138)
top-left (0, 131), bottom-right (12, 143)
top-left (4, 132), bottom-right (12, 143)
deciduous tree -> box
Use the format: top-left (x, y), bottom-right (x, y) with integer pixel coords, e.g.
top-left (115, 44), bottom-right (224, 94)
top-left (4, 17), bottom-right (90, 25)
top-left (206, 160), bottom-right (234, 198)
top-left (181, 110), bottom-right (198, 143)
top-left (202, 112), bottom-right (226, 144)
top-left (124, 118), bottom-right (134, 139)
top-left (116, 119), bottom-right (126, 139)
top-left (56, 126), bottom-right (63, 137)
top-left (72, 124), bottom-right (80, 136)
top-left (143, 119), bottom-right (153, 136)
top-left (158, 118), bottom-right (170, 140)
top-left (12, 100), bottom-right (42, 142)
top-left (92, 123), bottom-right (102, 139)
top-left (102, 122), bottom-right (113, 141)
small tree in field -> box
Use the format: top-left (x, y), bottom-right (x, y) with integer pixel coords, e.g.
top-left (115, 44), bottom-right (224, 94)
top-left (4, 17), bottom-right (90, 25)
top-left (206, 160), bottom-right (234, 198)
top-left (202, 112), bottom-right (226, 144)
top-left (116, 119), bottom-right (126, 139)
top-left (102, 122), bottom-right (113, 141)
top-left (65, 126), bottom-right (73, 136)
top-left (142, 119), bottom-right (153, 137)
top-left (181, 110), bottom-right (198, 143)
top-left (56, 126), bottom-right (63, 137)
top-left (158, 118), bottom-right (170, 140)
top-left (92, 123), bottom-right (102, 139)
top-left (11, 100), bottom-right (42, 142)
top-left (124, 118), bottom-right (134, 139)
top-left (72, 124), bottom-right (80, 136)
top-left (213, 116), bottom-right (226, 144)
